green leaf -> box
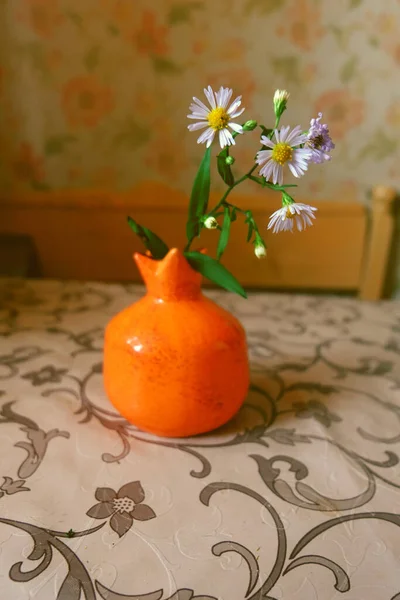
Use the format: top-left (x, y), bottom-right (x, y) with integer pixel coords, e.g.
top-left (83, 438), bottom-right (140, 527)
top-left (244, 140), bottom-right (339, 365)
top-left (249, 175), bottom-right (297, 191)
top-left (217, 207), bottom-right (231, 260)
top-left (186, 146), bottom-right (211, 242)
top-left (185, 252), bottom-right (247, 298)
top-left (168, 2), bottom-right (203, 24)
top-left (260, 126), bottom-right (273, 138)
top-left (246, 222), bottom-right (254, 243)
top-left (340, 56), bottom-right (357, 83)
top-left (250, 175), bottom-right (268, 187)
top-left (231, 207), bottom-right (237, 222)
top-left (45, 135), bottom-right (77, 156)
top-left (152, 57), bottom-right (181, 74)
top-left (84, 46), bottom-right (100, 71)
top-left (217, 148), bottom-right (234, 186)
top-left (265, 182), bottom-right (297, 191)
top-left (127, 217), bottom-right (169, 260)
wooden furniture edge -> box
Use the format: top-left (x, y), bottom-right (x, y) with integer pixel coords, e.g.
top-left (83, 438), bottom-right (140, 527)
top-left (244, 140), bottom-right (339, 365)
top-left (2, 185), bottom-right (386, 295)
top-left (359, 185), bottom-right (398, 300)
top-left (0, 184), bottom-right (365, 215)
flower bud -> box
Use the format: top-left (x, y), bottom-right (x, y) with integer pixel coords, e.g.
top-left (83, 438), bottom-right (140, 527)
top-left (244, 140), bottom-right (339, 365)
top-left (225, 155), bottom-right (235, 165)
top-left (243, 119), bottom-right (257, 132)
top-left (254, 242), bottom-right (267, 259)
top-left (273, 89), bottom-right (290, 119)
top-left (204, 216), bottom-right (218, 230)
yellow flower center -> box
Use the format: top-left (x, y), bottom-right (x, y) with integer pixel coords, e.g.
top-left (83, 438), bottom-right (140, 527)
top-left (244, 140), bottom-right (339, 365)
top-left (272, 142), bottom-right (293, 165)
top-left (284, 207), bottom-right (294, 219)
top-left (207, 107), bottom-right (230, 131)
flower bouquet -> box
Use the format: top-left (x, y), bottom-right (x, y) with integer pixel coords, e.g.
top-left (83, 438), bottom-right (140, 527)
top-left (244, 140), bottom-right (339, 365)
top-left (127, 87), bottom-right (334, 297)
top-left (103, 87), bottom-right (334, 438)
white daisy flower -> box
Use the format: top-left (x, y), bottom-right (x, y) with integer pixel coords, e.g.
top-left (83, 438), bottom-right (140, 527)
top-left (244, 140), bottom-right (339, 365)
top-left (268, 202), bottom-right (317, 233)
top-left (256, 126), bottom-right (312, 185)
top-left (187, 85), bottom-right (245, 148)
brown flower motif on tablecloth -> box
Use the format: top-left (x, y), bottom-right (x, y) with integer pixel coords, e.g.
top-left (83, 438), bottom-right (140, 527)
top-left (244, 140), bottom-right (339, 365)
top-left (293, 399), bottom-right (341, 427)
top-left (22, 365), bottom-right (68, 386)
top-left (86, 481), bottom-right (156, 538)
top-left (0, 476), bottom-right (29, 498)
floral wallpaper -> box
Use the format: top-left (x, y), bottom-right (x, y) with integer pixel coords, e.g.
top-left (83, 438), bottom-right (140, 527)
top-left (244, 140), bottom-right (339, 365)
top-left (0, 0), bottom-right (398, 199)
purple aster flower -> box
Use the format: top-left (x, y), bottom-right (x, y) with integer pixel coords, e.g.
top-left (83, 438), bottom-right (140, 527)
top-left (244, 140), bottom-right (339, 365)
top-left (307, 113), bottom-right (335, 164)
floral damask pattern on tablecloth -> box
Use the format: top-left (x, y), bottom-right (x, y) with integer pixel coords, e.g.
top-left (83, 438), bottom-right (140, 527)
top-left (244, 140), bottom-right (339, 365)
top-left (1, 278), bottom-right (400, 598)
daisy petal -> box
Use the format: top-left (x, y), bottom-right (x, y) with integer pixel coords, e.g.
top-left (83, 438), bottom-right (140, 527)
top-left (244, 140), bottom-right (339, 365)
top-left (188, 122), bottom-right (209, 131)
top-left (197, 127), bottom-right (214, 145)
top-left (227, 96), bottom-right (242, 115)
top-left (260, 136), bottom-right (275, 149)
top-left (289, 134), bottom-right (308, 147)
top-left (205, 131), bottom-right (216, 147)
top-left (226, 129), bottom-right (235, 145)
top-left (192, 96), bottom-right (209, 112)
top-left (256, 149), bottom-right (273, 163)
top-left (286, 125), bottom-right (303, 143)
top-left (288, 162), bottom-right (302, 178)
top-left (278, 125), bottom-right (291, 143)
top-left (187, 114), bottom-right (208, 120)
top-left (228, 122), bottom-right (243, 133)
top-left (216, 86), bottom-right (233, 109)
top-left (259, 160), bottom-right (274, 180)
top-left (204, 86), bottom-right (216, 109)
top-left (230, 107), bottom-right (245, 119)
top-left (189, 104), bottom-right (208, 117)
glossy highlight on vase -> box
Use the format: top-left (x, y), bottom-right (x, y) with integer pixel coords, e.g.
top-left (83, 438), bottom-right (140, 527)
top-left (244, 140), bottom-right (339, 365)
top-left (103, 248), bottom-right (250, 437)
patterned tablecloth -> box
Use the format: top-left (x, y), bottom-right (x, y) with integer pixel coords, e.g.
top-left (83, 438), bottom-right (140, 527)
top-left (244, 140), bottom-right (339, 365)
top-left (1, 278), bottom-right (400, 600)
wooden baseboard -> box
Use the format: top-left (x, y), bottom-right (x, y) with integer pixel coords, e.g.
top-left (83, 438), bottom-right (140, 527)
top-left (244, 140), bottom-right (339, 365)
top-left (0, 181), bottom-right (395, 298)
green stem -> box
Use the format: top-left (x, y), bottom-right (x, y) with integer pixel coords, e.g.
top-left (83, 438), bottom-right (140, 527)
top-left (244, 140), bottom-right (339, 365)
top-left (214, 114), bottom-right (281, 209)
top-left (185, 115), bottom-right (282, 253)
top-left (210, 161), bottom-right (259, 215)
top-left (222, 201), bottom-right (264, 243)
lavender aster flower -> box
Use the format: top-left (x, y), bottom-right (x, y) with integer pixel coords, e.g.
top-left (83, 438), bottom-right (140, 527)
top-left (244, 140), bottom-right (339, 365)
top-left (268, 202), bottom-right (317, 233)
top-left (256, 125), bottom-right (312, 186)
top-left (307, 113), bottom-right (335, 164)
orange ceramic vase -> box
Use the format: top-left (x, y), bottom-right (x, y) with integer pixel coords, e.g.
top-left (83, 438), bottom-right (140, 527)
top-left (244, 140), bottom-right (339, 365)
top-left (103, 248), bottom-right (249, 437)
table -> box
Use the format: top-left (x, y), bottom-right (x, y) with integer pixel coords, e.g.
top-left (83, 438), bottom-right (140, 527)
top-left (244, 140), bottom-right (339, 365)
top-left (1, 278), bottom-right (400, 600)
